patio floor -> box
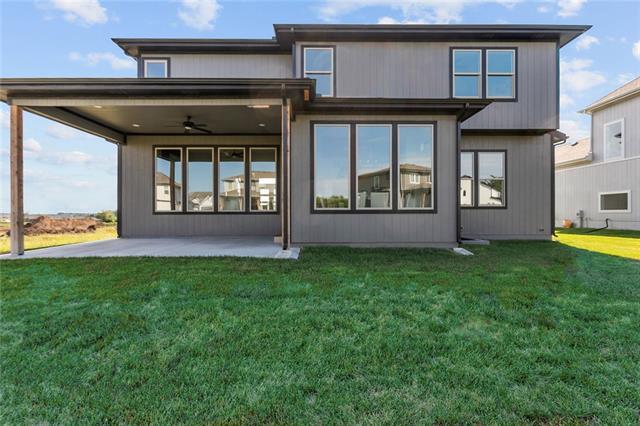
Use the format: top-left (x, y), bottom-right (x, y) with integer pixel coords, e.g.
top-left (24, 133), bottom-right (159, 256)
top-left (0, 237), bottom-right (300, 260)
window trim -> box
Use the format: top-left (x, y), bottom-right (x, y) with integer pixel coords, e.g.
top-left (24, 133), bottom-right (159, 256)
top-left (301, 46), bottom-right (336, 97)
top-left (153, 146), bottom-right (184, 213)
top-left (356, 124), bottom-right (393, 211)
top-left (152, 145), bottom-right (279, 215)
top-left (598, 190), bottom-right (631, 213)
top-left (460, 151), bottom-right (475, 207)
top-left (312, 123), bottom-right (351, 211)
top-left (603, 118), bottom-right (625, 161)
top-left (185, 147), bottom-right (215, 213)
top-left (485, 49), bottom-right (516, 99)
top-left (249, 147), bottom-right (279, 213)
top-left (460, 149), bottom-right (508, 209)
top-left (218, 147), bottom-right (247, 213)
top-left (452, 49), bottom-right (482, 99)
top-left (397, 123), bottom-right (436, 211)
top-left (450, 47), bottom-right (518, 102)
top-left (142, 58), bottom-right (170, 78)
top-left (310, 121), bottom-right (438, 214)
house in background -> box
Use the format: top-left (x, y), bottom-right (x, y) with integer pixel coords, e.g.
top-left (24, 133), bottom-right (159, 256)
top-left (1, 24), bottom-right (590, 254)
top-left (555, 77), bottom-right (640, 230)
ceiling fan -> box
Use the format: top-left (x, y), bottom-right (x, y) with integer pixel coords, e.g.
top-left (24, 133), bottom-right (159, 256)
top-left (165, 116), bottom-right (212, 134)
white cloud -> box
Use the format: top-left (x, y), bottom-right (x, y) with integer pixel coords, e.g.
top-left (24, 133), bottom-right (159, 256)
top-left (537, 5), bottom-right (550, 13)
top-left (576, 35), bottom-right (599, 51)
top-left (49, 0), bottom-right (107, 25)
top-left (69, 52), bottom-right (136, 70)
top-left (178, 0), bottom-right (220, 30)
top-left (557, 0), bottom-right (586, 17)
top-left (560, 119), bottom-right (590, 141)
top-left (633, 41), bottom-right (640, 60)
top-left (560, 58), bottom-right (606, 92)
top-left (24, 138), bottom-right (43, 153)
top-left (46, 123), bottom-right (84, 140)
top-left (0, 109), bottom-right (9, 129)
top-left (617, 73), bottom-right (634, 84)
top-left (319, 0), bottom-right (520, 25)
top-left (39, 150), bottom-right (94, 165)
top-left (560, 93), bottom-right (575, 108)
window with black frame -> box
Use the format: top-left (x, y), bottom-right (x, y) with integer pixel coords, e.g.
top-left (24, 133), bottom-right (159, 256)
top-left (154, 148), bottom-right (183, 212)
top-left (218, 148), bottom-right (246, 212)
top-left (186, 148), bottom-right (214, 212)
top-left (313, 124), bottom-right (350, 209)
top-left (250, 148), bottom-right (277, 212)
top-left (398, 124), bottom-right (434, 210)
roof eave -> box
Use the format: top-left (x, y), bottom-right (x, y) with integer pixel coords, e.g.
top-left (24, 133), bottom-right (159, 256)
top-left (580, 88), bottom-right (640, 114)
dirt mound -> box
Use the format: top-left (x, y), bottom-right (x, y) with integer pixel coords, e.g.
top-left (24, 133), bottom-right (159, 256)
top-left (22, 216), bottom-right (101, 236)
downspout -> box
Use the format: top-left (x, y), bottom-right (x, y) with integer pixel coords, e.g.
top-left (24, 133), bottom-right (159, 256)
top-left (280, 84), bottom-right (290, 250)
top-left (455, 103), bottom-right (469, 244)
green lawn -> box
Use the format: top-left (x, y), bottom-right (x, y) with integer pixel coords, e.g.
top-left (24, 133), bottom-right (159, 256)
top-left (1, 238), bottom-right (639, 423)
top-left (555, 227), bottom-right (640, 260)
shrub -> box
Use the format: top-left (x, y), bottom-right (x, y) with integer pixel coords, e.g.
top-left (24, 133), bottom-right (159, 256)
top-left (95, 210), bottom-right (117, 224)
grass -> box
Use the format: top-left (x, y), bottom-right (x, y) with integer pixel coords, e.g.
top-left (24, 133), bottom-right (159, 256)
top-left (1, 238), bottom-right (639, 423)
top-left (555, 227), bottom-right (640, 260)
top-left (0, 225), bottom-right (117, 254)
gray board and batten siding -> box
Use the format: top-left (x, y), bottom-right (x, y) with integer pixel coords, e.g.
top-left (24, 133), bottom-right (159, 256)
top-left (589, 96), bottom-right (640, 164)
top-left (121, 135), bottom-right (281, 237)
top-left (294, 41), bottom-right (558, 131)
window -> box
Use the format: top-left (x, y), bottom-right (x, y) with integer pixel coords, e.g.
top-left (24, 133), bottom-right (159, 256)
top-left (143, 59), bottom-right (168, 78)
top-left (154, 148), bottom-right (182, 212)
top-left (460, 152), bottom-right (474, 207)
top-left (304, 47), bottom-right (334, 97)
top-left (218, 148), bottom-right (245, 212)
top-left (604, 119), bottom-right (624, 161)
top-left (453, 50), bottom-right (481, 98)
top-left (356, 125), bottom-right (392, 209)
top-left (250, 148), bottom-right (277, 212)
top-left (314, 124), bottom-right (350, 209)
top-left (486, 50), bottom-right (515, 98)
top-left (478, 152), bottom-right (506, 207)
top-left (599, 191), bottom-right (631, 213)
top-left (398, 125), bottom-right (434, 210)
top-left (409, 173), bottom-right (420, 185)
top-left (186, 148), bottom-right (214, 212)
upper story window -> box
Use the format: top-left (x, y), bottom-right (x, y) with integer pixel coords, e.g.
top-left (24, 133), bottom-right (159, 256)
top-left (304, 47), bottom-right (334, 97)
top-left (604, 119), bottom-right (624, 161)
top-left (452, 48), bottom-right (516, 100)
top-left (143, 58), bottom-right (169, 78)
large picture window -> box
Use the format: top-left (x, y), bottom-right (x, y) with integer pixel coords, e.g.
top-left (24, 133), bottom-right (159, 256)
top-left (356, 125), bottom-right (392, 209)
top-left (453, 50), bottom-right (481, 98)
top-left (154, 148), bottom-right (182, 212)
top-left (186, 148), bottom-right (214, 212)
top-left (460, 152), bottom-right (474, 207)
top-left (304, 47), bottom-right (334, 97)
top-left (460, 151), bottom-right (506, 208)
top-left (313, 124), bottom-right (350, 209)
top-left (398, 125), bottom-right (435, 210)
top-left (486, 50), bottom-right (515, 98)
top-left (250, 148), bottom-right (277, 212)
top-left (218, 148), bottom-right (246, 212)
top-left (604, 119), bottom-right (624, 161)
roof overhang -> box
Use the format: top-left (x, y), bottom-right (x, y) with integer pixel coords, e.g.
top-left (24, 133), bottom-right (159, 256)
top-left (113, 38), bottom-right (288, 57)
top-left (580, 87), bottom-right (640, 114)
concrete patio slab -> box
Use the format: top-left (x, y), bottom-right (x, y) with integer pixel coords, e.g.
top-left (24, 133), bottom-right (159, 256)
top-left (0, 237), bottom-right (300, 260)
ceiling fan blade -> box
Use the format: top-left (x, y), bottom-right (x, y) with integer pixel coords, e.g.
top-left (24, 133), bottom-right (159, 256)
top-left (163, 124), bottom-right (184, 128)
top-left (194, 123), bottom-right (208, 127)
top-left (192, 125), bottom-right (212, 134)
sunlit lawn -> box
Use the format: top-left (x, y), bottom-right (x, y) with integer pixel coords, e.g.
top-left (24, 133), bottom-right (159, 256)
top-left (554, 227), bottom-right (640, 260)
top-left (0, 226), bottom-right (117, 254)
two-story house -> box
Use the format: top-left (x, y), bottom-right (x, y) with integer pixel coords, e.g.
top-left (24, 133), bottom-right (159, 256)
top-left (555, 76), bottom-right (639, 230)
top-left (1, 24), bottom-right (590, 253)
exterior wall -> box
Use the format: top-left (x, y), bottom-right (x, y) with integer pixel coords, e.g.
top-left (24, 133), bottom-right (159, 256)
top-left (142, 54), bottom-right (292, 78)
top-left (555, 157), bottom-right (640, 230)
top-left (590, 95), bottom-right (640, 164)
top-left (461, 134), bottom-right (553, 239)
top-left (290, 114), bottom-right (458, 246)
top-left (295, 41), bottom-right (557, 130)
top-left (121, 135), bottom-right (281, 237)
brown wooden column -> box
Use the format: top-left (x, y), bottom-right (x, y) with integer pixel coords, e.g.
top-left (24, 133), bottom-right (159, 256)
top-left (281, 98), bottom-right (291, 250)
top-left (10, 105), bottom-right (24, 256)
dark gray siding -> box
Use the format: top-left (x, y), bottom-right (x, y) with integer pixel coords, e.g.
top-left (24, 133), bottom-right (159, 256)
top-left (142, 54), bottom-right (292, 78)
top-left (121, 135), bottom-right (281, 237)
top-left (296, 41), bottom-right (557, 131)
top-left (290, 114), bottom-right (457, 246)
top-left (555, 157), bottom-right (640, 230)
top-left (461, 134), bottom-right (553, 239)
top-left (590, 95), bottom-right (640, 164)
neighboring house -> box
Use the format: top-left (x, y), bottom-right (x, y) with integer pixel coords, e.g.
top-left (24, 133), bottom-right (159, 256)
top-left (1, 24), bottom-right (590, 250)
top-left (555, 77), bottom-right (640, 230)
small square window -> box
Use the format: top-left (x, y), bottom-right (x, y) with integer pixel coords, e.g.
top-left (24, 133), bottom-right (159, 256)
top-left (144, 59), bottom-right (168, 78)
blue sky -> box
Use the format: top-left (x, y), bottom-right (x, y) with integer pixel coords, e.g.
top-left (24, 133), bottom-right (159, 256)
top-left (1, 0), bottom-right (639, 213)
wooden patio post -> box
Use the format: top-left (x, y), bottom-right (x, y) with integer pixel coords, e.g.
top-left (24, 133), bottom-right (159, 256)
top-left (281, 98), bottom-right (291, 250)
top-left (10, 105), bottom-right (24, 256)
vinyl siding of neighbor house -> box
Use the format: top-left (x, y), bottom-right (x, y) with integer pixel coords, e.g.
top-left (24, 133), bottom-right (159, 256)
top-left (141, 54), bottom-right (292, 78)
top-left (290, 114), bottom-right (457, 246)
top-left (461, 134), bottom-right (553, 240)
top-left (121, 135), bottom-right (281, 237)
top-left (590, 96), bottom-right (640, 163)
top-left (295, 41), bottom-right (557, 131)
top-left (555, 157), bottom-right (640, 230)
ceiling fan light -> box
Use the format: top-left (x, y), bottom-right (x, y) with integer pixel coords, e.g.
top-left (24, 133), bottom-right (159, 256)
top-left (247, 105), bottom-right (271, 109)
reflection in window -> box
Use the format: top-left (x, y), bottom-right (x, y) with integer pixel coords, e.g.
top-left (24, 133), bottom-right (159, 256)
top-left (478, 152), bottom-right (505, 207)
top-left (357, 125), bottom-right (391, 209)
top-left (460, 152), bottom-right (474, 207)
top-left (218, 148), bottom-right (245, 211)
top-left (155, 148), bottom-right (182, 212)
top-left (487, 50), bottom-right (515, 98)
top-left (186, 148), bottom-right (213, 212)
top-left (250, 148), bottom-right (277, 212)
top-left (144, 59), bottom-right (168, 78)
top-left (398, 125), bottom-right (434, 209)
top-left (604, 119), bottom-right (624, 160)
top-left (453, 50), bottom-right (481, 98)
top-left (314, 124), bottom-right (350, 209)
top-left (304, 47), bottom-right (334, 97)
